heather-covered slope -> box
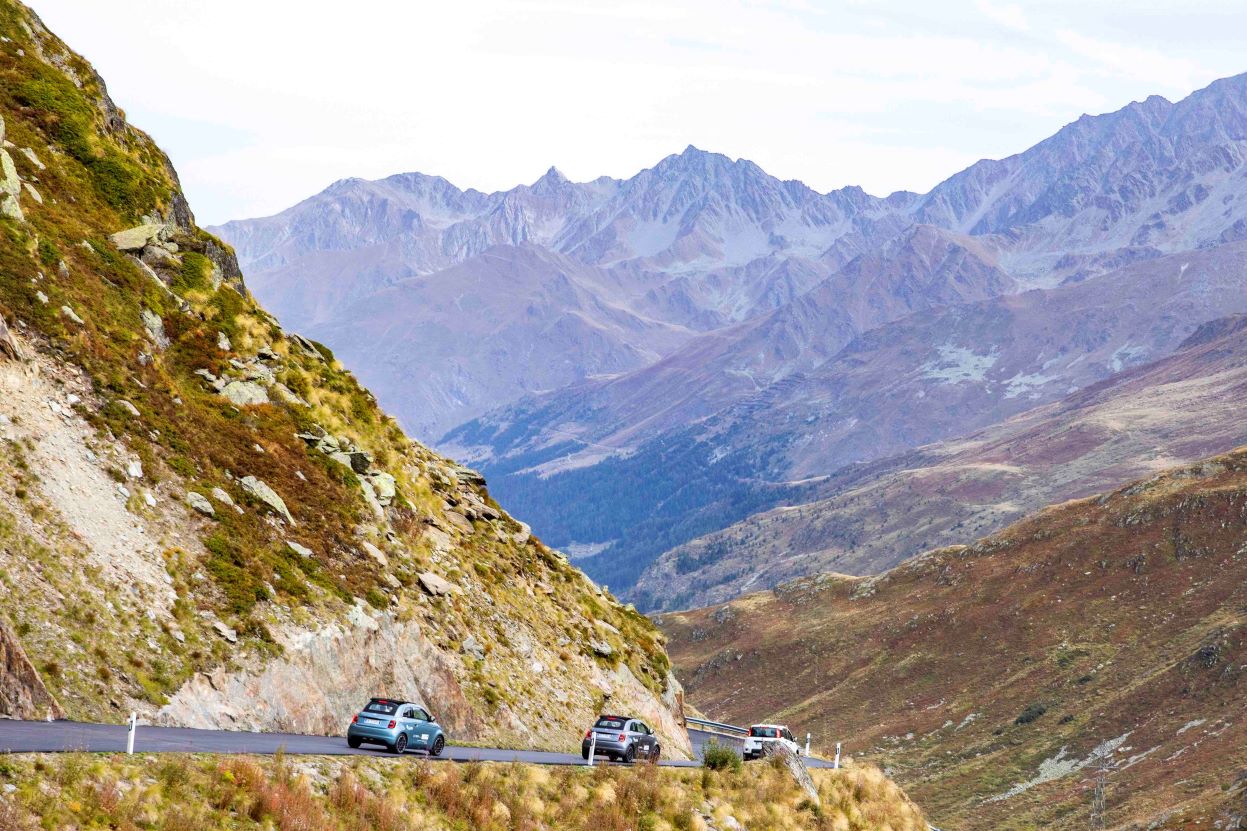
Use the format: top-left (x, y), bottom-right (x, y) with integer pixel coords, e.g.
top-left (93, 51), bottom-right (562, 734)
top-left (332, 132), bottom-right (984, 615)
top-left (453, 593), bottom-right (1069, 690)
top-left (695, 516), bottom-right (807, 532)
top-left (662, 448), bottom-right (1247, 829)
top-left (0, 1), bottom-right (687, 756)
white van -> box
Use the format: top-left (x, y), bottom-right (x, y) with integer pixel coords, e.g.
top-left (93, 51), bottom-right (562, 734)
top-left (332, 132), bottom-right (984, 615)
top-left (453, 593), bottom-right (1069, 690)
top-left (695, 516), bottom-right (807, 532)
top-left (742, 723), bottom-right (801, 760)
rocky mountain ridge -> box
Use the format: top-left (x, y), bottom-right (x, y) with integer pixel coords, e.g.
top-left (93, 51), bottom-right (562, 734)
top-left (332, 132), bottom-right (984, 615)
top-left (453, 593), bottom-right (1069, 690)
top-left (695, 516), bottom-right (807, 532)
top-left (0, 0), bottom-right (687, 756)
top-left (218, 62), bottom-right (1247, 610)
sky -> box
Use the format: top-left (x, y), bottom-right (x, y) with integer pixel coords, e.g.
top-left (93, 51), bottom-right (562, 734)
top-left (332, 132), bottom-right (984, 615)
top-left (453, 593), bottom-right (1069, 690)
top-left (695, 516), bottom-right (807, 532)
top-left (27, 0), bottom-right (1247, 225)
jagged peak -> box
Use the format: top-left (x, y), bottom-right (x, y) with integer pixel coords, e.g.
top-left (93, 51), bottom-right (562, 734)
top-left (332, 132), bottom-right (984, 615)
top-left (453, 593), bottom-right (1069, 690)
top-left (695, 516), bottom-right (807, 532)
top-left (528, 165), bottom-right (571, 195)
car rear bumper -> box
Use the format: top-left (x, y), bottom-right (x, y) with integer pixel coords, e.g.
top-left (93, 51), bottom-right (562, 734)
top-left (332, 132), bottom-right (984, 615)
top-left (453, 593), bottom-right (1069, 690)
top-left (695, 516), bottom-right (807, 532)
top-left (582, 738), bottom-right (628, 756)
top-left (348, 724), bottom-right (399, 744)
top-left (743, 740), bottom-right (798, 759)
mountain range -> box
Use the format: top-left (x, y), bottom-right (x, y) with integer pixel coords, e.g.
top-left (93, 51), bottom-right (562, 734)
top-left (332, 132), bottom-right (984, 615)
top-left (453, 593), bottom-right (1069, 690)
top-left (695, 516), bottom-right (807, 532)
top-left (216, 71), bottom-right (1247, 608)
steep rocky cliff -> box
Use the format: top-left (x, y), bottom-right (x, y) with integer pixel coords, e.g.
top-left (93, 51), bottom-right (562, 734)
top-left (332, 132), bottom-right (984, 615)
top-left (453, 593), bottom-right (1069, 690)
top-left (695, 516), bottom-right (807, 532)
top-left (0, 1), bottom-right (687, 756)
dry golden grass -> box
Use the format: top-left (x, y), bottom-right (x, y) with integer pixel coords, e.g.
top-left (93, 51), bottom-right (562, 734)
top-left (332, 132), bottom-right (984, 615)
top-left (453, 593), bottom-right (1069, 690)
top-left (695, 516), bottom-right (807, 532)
top-left (0, 753), bottom-right (927, 831)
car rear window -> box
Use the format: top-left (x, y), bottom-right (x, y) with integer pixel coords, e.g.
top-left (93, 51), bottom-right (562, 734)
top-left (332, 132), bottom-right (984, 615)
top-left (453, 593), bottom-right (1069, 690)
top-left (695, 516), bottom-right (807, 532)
top-left (750, 727), bottom-right (779, 738)
top-left (594, 717), bottom-right (625, 730)
top-left (365, 700), bottom-right (399, 715)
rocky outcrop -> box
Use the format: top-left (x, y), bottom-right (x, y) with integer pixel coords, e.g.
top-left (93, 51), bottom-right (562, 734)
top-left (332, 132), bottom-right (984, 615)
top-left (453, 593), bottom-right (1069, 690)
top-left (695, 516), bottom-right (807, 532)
top-left (239, 476), bottom-right (293, 525)
top-left (184, 491), bottom-right (215, 517)
top-left (763, 742), bottom-right (819, 805)
top-left (296, 426), bottom-right (400, 514)
top-left (0, 116), bottom-right (25, 222)
top-left (158, 601), bottom-right (692, 757)
top-left (0, 618), bottom-right (63, 721)
top-left (159, 604), bottom-right (480, 737)
top-left (0, 317), bottom-right (23, 362)
top-left (109, 223), bottom-right (168, 252)
top-left (219, 380), bottom-right (270, 406)
top-left (417, 572), bottom-right (457, 597)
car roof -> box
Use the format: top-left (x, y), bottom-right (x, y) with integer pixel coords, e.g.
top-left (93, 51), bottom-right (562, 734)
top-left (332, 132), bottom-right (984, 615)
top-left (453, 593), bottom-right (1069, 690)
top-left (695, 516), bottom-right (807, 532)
top-left (750, 723), bottom-right (788, 729)
top-left (597, 714), bottom-right (641, 721)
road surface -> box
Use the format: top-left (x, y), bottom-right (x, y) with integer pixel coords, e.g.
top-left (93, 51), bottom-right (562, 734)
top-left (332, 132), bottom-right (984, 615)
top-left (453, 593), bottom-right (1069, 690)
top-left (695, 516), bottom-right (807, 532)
top-left (0, 720), bottom-right (833, 768)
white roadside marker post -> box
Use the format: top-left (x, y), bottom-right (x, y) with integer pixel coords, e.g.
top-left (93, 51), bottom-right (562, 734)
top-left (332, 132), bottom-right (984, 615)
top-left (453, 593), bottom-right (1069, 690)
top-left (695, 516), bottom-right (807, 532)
top-left (805, 733), bottom-right (811, 756)
top-left (126, 712), bottom-right (137, 755)
top-left (587, 731), bottom-right (597, 767)
top-left (833, 742), bottom-right (841, 770)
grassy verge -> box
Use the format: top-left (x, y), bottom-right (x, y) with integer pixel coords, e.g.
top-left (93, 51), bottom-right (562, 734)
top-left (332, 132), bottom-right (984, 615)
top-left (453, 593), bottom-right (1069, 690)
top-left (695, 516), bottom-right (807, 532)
top-left (0, 752), bottom-right (926, 831)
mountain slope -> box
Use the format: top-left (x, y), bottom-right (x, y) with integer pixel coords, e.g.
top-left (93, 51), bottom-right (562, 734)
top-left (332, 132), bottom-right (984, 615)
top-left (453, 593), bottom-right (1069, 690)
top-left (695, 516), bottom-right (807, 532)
top-left (661, 447), bottom-right (1247, 829)
top-left (0, 0), bottom-right (688, 756)
top-left (465, 240), bottom-right (1247, 600)
top-left (639, 313), bottom-right (1247, 609)
top-left (307, 243), bottom-right (695, 438)
top-left (447, 223), bottom-right (1016, 472)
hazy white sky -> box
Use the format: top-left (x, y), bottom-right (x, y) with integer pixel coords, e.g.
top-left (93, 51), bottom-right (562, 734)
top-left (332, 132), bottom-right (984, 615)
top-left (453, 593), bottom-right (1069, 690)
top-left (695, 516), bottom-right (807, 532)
top-left (28, 0), bottom-right (1247, 224)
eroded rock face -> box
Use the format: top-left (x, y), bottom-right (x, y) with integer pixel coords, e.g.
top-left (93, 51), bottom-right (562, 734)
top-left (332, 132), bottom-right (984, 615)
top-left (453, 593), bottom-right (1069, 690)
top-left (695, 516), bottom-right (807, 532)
top-left (157, 603), bottom-right (693, 757)
top-left (0, 618), bottom-right (63, 720)
top-left (159, 606), bottom-right (477, 737)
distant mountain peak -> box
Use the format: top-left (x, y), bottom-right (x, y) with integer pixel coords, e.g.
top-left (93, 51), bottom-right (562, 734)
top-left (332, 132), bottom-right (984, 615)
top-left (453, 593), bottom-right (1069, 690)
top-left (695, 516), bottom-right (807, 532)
top-left (536, 165), bottom-right (567, 184)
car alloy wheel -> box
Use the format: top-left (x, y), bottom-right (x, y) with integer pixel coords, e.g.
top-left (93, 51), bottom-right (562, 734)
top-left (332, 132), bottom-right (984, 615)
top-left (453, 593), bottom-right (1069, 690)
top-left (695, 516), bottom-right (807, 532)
top-left (347, 736), bottom-right (362, 749)
top-left (393, 734), bottom-right (407, 754)
top-left (623, 745), bottom-right (636, 764)
top-left (430, 735), bottom-right (445, 757)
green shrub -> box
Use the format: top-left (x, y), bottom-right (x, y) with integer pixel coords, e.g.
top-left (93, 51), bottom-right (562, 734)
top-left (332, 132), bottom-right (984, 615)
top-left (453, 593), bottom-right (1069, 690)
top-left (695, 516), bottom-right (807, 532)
top-left (37, 238), bottom-right (60, 267)
top-left (173, 252), bottom-right (212, 295)
top-left (701, 739), bottom-right (742, 772)
top-left (1014, 702), bottom-right (1047, 725)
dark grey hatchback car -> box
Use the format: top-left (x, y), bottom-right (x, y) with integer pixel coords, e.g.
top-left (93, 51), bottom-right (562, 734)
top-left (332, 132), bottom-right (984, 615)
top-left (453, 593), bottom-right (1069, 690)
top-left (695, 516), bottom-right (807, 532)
top-left (581, 714), bottom-right (661, 763)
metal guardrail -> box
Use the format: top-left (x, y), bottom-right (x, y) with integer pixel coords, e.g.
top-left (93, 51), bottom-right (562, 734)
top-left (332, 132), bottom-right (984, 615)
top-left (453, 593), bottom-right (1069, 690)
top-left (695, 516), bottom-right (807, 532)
top-left (684, 716), bottom-right (749, 735)
top-left (687, 718), bottom-right (835, 767)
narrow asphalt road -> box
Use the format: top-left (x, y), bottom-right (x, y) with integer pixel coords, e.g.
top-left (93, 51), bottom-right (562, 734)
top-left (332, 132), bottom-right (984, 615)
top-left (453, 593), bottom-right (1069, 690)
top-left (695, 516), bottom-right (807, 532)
top-left (0, 720), bottom-right (833, 769)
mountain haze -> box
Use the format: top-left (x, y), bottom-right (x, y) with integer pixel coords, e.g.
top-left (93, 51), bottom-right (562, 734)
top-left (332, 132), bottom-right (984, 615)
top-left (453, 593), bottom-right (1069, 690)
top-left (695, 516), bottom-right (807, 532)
top-left (218, 71), bottom-right (1247, 608)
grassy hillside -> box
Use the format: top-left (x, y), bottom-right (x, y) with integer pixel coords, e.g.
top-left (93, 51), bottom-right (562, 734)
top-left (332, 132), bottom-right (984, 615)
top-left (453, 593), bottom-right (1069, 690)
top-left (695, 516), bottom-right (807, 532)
top-left (662, 447), bottom-right (1247, 829)
top-left (0, 752), bottom-right (927, 831)
top-left (0, 0), bottom-right (684, 754)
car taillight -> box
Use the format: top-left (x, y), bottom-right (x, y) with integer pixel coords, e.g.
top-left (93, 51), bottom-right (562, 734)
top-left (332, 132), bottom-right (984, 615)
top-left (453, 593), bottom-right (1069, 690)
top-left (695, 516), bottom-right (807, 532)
top-left (618, 733), bottom-right (626, 741)
top-left (388, 720), bottom-right (396, 730)
top-left (351, 715), bottom-right (358, 724)
top-left (585, 729), bottom-right (593, 739)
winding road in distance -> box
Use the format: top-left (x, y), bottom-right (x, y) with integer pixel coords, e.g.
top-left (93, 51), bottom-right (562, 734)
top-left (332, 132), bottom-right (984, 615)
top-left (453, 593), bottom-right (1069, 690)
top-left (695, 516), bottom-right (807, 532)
top-left (0, 720), bottom-right (836, 769)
